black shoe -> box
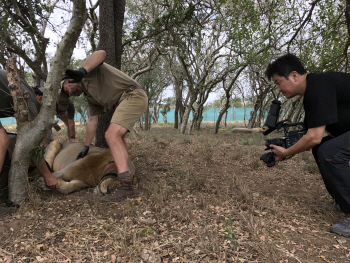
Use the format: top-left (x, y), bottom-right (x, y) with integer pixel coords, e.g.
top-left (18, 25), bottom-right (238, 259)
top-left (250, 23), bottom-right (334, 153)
top-left (330, 217), bottom-right (350, 237)
top-left (0, 204), bottom-right (17, 217)
top-left (100, 180), bottom-right (135, 203)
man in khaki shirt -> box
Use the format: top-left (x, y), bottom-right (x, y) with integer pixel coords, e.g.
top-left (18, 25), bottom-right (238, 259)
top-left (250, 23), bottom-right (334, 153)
top-left (58, 50), bottom-right (148, 202)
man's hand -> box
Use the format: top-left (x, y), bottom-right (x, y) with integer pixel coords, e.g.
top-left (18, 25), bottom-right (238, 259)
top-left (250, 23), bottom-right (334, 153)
top-left (44, 175), bottom-right (59, 189)
top-left (77, 145), bottom-right (89, 160)
top-left (260, 151), bottom-right (283, 168)
top-left (65, 67), bottom-right (87, 83)
top-left (270, 144), bottom-right (288, 159)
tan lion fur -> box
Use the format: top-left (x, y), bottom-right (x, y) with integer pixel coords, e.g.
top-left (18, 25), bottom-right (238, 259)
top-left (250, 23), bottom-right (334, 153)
top-left (43, 141), bottom-right (135, 194)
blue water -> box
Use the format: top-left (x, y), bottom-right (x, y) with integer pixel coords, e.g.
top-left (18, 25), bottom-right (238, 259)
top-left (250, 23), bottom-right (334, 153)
top-left (0, 108), bottom-right (253, 125)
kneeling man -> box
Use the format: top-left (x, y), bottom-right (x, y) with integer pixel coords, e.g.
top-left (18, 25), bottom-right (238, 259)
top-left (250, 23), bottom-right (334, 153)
top-left (59, 50), bottom-right (148, 202)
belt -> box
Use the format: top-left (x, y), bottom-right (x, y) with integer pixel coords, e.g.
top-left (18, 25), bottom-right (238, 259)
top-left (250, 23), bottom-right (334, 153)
top-left (126, 85), bottom-right (142, 93)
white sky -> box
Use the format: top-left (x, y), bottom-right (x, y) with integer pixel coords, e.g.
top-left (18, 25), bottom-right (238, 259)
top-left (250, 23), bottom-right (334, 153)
top-left (43, 4), bottom-right (218, 104)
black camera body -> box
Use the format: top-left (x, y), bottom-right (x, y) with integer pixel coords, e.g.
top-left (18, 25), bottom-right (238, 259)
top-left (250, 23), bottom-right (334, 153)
top-left (260, 100), bottom-right (306, 167)
top-left (264, 128), bottom-right (306, 150)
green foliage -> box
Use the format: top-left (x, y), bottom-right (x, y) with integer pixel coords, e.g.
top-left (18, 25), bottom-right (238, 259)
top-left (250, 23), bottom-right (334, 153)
top-left (68, 58), bottom-right (83, 70)
top-left (70, 96), bottom-right (88, 123)
top-left (240, 140), bottom-right (250, 146)
top-left (183, 138), bottom-right (191, 145)
top-left (225, 218), bottom-right (236, 243)
top-left (141, 227), bottom-right (152, 236)
top-left (207, 98), bottom-right (244, 109)
top-left (33, 144), bottom-right (45, 164)
top-left (160, 97), bottom-right (172, 117)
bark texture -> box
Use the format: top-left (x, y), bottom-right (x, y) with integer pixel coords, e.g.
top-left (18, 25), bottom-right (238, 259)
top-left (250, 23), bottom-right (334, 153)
top-left (8, 0), bottom-right (87, 204)
top-left (95, 0), bottom-right (126, 147)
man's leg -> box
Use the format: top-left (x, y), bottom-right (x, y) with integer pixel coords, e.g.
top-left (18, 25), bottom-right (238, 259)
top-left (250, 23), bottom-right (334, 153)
top-left (100, 89), bottom-right (148, 202)
top-left (105, 123), bottom-right (129, 173)
top-left (0, 128), bottom-right (18, 216)
top-left (101, 123), bottom-right (133, 201)
top-left (0, 128), bottom-right (11, 202)
top-left (311, 136), bottom-right (338, 203)
top-left (313, 131), bottom-right (350, 237)
top-left (313, 132), bottom-right (350, 214)
top-left (0, 128), bottom-right (10, 174)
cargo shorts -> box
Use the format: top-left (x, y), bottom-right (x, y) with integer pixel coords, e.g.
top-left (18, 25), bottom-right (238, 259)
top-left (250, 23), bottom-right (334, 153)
top-left (111, 89), bottom-right (148, 132)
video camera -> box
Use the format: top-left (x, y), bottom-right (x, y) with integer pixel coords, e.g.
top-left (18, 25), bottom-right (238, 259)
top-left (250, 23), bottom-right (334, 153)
top-left (260, 100), bottom-right (306, 167)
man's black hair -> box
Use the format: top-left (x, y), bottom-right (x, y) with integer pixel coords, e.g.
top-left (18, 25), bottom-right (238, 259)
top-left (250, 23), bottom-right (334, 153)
top-left (32, 86), bottom-right (43, 96)
top-left (265, 54), bottom-right (307, 81)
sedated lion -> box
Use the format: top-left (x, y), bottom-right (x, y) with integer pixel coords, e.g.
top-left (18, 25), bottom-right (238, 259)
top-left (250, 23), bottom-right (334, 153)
top-left (40, 140), bottom-right (135, 195)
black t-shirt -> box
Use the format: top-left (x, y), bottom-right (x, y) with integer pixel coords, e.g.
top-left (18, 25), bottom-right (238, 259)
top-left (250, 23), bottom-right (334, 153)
top-left (304, 72), bottom-right (350, 137)
top-left (0, 69), bottom-right (39, 120)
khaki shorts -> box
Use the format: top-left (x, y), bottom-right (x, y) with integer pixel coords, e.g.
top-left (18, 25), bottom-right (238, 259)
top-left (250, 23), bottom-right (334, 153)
top-left (111, 89), bottom-right (148, 131)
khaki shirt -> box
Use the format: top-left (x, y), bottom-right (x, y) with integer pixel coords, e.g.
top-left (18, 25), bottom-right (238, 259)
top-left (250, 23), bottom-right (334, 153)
top-left (79, 60), bottom-right (140, 117)
top-left (0, 69), bottom-right (39, 124)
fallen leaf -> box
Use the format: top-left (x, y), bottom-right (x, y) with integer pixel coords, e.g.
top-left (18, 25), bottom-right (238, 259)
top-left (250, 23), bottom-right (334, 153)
top-left (139, 218), bottom-right (156, 225)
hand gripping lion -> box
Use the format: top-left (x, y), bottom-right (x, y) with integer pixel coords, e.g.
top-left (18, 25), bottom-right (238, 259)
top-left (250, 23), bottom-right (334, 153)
top-left (40, 141), bottom-right (135, 195)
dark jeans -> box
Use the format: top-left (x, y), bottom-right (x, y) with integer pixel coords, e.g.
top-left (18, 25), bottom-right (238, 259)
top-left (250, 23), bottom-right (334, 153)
top-left (312, 131), bottom-right (350, 214)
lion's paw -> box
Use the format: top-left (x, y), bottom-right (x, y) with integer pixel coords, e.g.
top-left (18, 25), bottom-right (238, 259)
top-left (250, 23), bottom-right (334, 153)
top-left (98, 177), bottom-right (121, 195)
top-left (34, 177), bottom-right (51, 191)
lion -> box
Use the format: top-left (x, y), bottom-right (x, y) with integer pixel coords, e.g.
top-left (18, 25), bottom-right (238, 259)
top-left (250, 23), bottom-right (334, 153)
top-left (39, 140), bottom-right (135, 195)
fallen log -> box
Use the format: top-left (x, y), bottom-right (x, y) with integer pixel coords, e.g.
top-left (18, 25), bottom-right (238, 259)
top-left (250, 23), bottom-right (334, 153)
top-left (231, 128), bottom-right (264, 133)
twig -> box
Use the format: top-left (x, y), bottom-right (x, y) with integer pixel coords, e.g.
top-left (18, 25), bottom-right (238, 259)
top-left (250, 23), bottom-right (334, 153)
top-left (0, 248), bottom-right (16, 256)
top-left (54, 248), bottom-right (71, 261)
top-left (275, 247), bottom-right (302, 263)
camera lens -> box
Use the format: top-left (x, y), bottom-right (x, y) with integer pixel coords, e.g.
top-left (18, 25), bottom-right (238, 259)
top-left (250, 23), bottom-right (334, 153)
top-left (264, 100), bottom-right (281, 128)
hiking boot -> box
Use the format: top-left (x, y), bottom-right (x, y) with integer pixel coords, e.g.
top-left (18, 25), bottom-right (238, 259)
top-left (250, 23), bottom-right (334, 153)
top-left (100, 180), bottom-right (135, 203)
top-left (330, 217), bottom-right (350, 237)
top-left (0, 204), bottom-right (17, 217)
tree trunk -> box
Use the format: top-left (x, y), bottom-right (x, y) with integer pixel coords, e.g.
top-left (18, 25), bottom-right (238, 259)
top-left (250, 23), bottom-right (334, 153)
top-left (139, 116), bottom-right (143, 130)
top-left (180, 94), bottom-right (197, 134)
top-left (188, 111), bottom-right (197, 135)
top-left (180, 106), bottom-right (191, 134)
top-left (174, 82), bottom-right (183, 129)
top-left (95, 0), bottom-right (125, 147)
top-left (144, 107), bottom-right (151, 131)
top-left (194, 105), bottom-right (204, 130)
top-left (215, 104), bottom-right (230, 134)
top-left (152, 104), bottom-right (158, 123)
top-left (174, 104), bottom-right (179, 129)
top-left (8, 0), bottom-right (87, 204)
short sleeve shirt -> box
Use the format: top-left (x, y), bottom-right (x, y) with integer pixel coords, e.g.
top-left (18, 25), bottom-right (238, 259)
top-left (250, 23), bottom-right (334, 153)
top-left (79, 59), bottom-right (140, 117)
top-left (303, 72), bottom-right (350, 137)
top-left (0, 69), bottom-right (39, 123)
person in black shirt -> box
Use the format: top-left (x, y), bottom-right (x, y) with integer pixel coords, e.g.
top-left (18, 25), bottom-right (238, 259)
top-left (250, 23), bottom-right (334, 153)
top-left (265, 54), bottom-right (350, 237)
top-left (33, 87), bottom-right (76, 142)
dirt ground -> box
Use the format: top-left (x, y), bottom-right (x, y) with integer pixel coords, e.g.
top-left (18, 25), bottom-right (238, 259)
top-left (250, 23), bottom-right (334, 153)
top-left (0, 122), bottom-right (349, 263)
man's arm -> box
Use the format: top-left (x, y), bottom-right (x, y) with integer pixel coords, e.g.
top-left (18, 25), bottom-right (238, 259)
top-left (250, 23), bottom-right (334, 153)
top-left (57, 114), bottom-right (71, 139)
top-left (68, 119), bottom-right (76, 142)
top-left (34, 158), bottom-right (59, 188)
top-left (84, 115), bottom-right (98, 146)
top-left (271, 125), bottom-right (326, 159)
top-left (83, 50), bottom-right (106, 73)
